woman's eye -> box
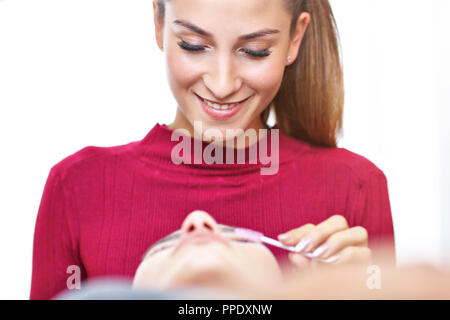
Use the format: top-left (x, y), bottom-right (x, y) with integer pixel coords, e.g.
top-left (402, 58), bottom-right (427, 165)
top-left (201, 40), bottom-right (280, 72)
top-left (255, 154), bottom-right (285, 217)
top-left (150, 244), bottom-right (174, 255)
top-left (177, 40), bottom-right (205, 52)
top-left (177, 40), bottom-right (271, 58)
top-left (148, 238), bottom-right (254, 257)
top-left (240, 48), bottom-right (272, 58)
top-left (231, 238), bottom-right (253, 243)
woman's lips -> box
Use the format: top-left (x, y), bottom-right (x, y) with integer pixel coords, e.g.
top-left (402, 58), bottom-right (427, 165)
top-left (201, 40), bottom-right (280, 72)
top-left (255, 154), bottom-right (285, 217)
top-left (198, 94), bottom-right (249, 105)
top-left (196, 93), bottom-right (252, 120)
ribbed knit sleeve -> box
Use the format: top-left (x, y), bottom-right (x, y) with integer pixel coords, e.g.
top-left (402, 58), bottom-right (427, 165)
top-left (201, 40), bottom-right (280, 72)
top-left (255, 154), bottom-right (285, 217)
top-left (346, 168), bottom-right (396, 264)
top-left (30, 166), bottom-right (84, 300)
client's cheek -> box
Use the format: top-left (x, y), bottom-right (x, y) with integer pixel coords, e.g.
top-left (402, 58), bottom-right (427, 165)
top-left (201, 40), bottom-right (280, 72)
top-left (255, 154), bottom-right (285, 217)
top-left (132, 255), bottom-right (170, 288)
top-left (239, 247), bottom-right (281, 276)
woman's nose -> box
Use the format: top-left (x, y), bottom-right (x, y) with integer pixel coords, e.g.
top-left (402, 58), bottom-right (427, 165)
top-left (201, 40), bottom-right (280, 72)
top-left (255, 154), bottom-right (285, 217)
top-left (203, 75), bottom-right (242, 101)
top-left (180, 210), bottom-right (220, 235)
top-left (203, 56), bottom-right (242, 101)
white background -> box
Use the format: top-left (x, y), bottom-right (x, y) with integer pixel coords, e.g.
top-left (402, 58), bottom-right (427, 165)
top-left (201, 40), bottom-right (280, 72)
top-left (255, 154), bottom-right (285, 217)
top-left (0, 0), bottom-right (449, 299)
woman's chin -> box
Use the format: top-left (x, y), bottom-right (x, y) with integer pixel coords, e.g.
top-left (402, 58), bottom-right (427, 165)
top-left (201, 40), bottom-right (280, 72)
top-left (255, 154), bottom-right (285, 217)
top-left (165, 248), bottom-right (244, 289)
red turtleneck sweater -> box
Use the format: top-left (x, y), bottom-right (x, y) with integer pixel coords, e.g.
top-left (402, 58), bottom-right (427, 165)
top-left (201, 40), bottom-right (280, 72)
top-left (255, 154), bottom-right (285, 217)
top-left (30, 123), bottom-right (395, 299)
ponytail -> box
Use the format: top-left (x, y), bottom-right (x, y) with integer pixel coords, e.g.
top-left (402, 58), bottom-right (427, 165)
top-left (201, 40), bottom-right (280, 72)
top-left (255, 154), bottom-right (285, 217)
top-left (266, 0), bottom-right (344, 147)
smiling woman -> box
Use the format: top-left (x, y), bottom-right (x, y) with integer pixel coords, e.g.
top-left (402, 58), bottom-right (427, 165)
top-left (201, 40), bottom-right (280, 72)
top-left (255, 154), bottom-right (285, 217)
top-left (155, 0), bottom-right (342, 147)
top-left (30, 0), bottom-right (395, 300)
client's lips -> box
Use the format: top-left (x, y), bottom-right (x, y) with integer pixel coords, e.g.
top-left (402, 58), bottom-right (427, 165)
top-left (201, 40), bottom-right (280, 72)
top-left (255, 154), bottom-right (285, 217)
top-left (172, 232), bottom-right (230, 255)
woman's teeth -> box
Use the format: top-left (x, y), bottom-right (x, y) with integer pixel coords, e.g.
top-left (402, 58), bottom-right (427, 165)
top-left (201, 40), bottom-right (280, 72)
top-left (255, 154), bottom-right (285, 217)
top-left (203, 98), bottom-right (237, 110)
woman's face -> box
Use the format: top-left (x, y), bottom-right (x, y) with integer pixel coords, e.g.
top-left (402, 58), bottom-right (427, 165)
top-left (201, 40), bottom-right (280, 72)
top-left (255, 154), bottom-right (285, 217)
top-left (153, 0), bottom-right (309, 142)
top-left (133, 210), bottom-right (282, 293)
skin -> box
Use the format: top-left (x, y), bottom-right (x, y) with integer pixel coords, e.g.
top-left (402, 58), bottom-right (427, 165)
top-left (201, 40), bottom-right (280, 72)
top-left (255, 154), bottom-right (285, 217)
top-left (268, 258), bottom-right (450, 300)
top-left (151, 0), bottom-right (372, 270)
top-left (278, 215), bottom-right (372, 271)
top-left (132, 211), bottom-right (450, 299)
top-left (152, 0), bottom-right (310, 147)
top-left (133, 210), bottom-right (283, 295)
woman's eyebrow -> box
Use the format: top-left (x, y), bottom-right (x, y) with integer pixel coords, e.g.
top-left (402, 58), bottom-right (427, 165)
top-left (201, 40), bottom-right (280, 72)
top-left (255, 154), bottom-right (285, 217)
top-left (172, 19), bottom-right (280, 40)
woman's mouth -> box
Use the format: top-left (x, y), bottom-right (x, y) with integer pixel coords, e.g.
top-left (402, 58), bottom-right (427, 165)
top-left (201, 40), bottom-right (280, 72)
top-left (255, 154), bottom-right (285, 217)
top-left (195, 93), bottom-right (252, 120)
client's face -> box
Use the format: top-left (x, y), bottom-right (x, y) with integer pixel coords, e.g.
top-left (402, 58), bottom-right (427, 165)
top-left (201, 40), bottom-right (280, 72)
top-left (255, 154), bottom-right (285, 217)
top-left (133, 210), bottom-right (282, 293)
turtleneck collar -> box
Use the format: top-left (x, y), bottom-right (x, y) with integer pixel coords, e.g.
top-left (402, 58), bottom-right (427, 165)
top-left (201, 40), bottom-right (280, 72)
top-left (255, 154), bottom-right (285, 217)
top-left (138, 122), bottom-right (293, 176)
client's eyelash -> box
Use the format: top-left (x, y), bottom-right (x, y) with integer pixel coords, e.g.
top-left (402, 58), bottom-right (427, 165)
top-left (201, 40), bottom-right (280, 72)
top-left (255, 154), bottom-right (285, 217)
top-left (232, 239), bottom-right (252, 243)
top-left (177, 40), bottom-right (272, 58)
top-left (150, 244), bottom-right (172, 255)
top-left (149, 238), bottom-right (253, 256)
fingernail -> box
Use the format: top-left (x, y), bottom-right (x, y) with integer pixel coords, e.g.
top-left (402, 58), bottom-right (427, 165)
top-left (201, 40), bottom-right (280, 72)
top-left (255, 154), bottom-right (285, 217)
top-left (312, 244), bottom-right (328, 258)
top-left (295, 237), bottom-right (311, 252)
top-left (278, 233), bottom-right (294, 244)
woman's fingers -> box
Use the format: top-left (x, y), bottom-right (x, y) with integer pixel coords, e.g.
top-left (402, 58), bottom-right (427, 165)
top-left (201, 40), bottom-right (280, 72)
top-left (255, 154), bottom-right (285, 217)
top-left (279, 224), bottom-right (315, 270)
top-left (318, 246), bottom-right (372, 266)
top-left (277, 223), bottom-right (315, 246)
top-left (309, 226), bottom-right (368, 259)
top-left (278, 215), bottom-right (371, 269)
top-left (288, 252), bottom-right (311, 270)
top-left (294, 214), bottom-right (349, 253)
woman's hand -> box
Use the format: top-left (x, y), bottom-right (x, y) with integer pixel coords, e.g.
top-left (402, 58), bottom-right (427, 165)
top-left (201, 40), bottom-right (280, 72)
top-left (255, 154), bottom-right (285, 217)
top-left (278, 215), bottom-right (371, 270)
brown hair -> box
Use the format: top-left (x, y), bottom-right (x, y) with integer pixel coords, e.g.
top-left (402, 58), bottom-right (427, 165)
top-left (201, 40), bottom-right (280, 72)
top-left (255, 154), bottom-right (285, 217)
top-left (156, 0), bottom-right (343, 147)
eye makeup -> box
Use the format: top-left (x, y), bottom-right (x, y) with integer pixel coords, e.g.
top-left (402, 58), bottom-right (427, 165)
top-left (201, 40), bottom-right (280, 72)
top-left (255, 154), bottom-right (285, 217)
top-left (149, 237), bottom-right (253, 256)
top-left (143, 225), bottom-right (259, 259)
top-left (177, 39), bottom-right (272, 58)
top-left (177, 39), bottom-right (205, 52)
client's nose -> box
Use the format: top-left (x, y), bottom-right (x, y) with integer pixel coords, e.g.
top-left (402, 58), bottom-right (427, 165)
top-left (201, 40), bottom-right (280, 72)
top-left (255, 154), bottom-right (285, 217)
top-left (181, 210), bottom-right (220, 235)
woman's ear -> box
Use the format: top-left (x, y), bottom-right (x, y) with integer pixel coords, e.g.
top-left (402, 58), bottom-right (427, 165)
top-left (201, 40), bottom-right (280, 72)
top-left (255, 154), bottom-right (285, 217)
top-left (286, 12), bottom-right (311, 65)
top-left (152, 0), bottom-right (164, 51)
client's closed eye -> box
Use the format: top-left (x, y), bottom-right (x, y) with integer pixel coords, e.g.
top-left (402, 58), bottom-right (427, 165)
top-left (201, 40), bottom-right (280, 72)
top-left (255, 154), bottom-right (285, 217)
top-left (149, 238), bottom-right (255, 256)
top-left (231, 239), bottom-right (253, 243)
top-left (150, 243), bottom-right (174, 255)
